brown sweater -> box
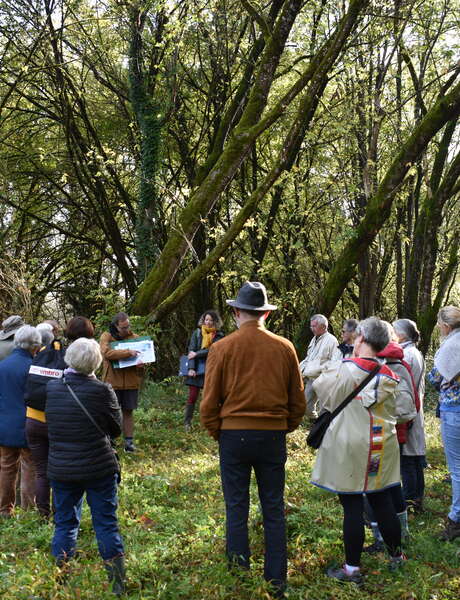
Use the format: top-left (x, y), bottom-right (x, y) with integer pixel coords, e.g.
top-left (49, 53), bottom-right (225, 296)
top-left (100, 331), bottom-right (143, 390)
top-left (200, 320), bottom-right (305, 439)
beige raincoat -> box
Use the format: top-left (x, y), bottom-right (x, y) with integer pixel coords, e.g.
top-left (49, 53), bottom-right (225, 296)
top-left (310, 358), bottom-right (400, 494)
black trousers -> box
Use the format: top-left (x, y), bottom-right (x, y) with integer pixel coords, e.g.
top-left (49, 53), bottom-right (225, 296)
top-left (219, 430), bottom-right (287, 591)
top-left (401, 455), bottom-right (425, 501)
top-left (338, 488), bottom-right (401, 566)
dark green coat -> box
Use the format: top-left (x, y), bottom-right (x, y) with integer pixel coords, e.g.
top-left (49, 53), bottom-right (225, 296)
top-left (184, 328), bottom-right (225, 388)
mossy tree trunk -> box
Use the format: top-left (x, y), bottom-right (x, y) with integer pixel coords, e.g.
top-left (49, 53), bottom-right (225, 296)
top-left (131, 0), bottom-right (304, 313)
top-left (418, 235), bottom-right (460, 355)
top-left (140, 0), bottom-right (370, 322)
top-left (404, 119), bottom-right (458, 318)
top-left (131, 0), bottom-right (370, 316)
top-left (128, 1), bottom-right (166, 282)
top-left (413, 141), bottom-right (460, 352)
top-left (295, 81), bottom-right (460, 353)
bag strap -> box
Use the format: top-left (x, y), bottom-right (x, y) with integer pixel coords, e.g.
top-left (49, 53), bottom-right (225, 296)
top-left (330, 361), bottom-right (381, 420)
top-left (64, 378), bottom-right (107, 438)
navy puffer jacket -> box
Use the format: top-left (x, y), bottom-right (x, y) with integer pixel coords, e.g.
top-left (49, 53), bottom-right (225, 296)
top-left (46, 372), bottom-right (122, 481)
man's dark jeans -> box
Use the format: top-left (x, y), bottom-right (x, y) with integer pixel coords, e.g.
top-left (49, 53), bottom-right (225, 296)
top-left (219, 430), bottom-right (287, 591)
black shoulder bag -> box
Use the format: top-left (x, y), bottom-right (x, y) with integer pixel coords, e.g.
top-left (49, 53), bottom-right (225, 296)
top-left (306, 362), bottom-right (381, 449)
top-left (64, 379), bottom-right (121, 483)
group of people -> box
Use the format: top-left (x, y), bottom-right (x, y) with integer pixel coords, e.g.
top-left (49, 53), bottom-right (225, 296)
top-left (0, 312), bottom-right (143, 595)
top-left (191, 284), bottom-right (460, 595)
top-left (0, 284), bottom-right (460, 598)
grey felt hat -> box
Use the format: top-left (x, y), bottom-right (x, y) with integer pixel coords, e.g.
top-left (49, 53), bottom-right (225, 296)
top-left (226, 282), bottom-right (277, 311)
top-left (0, 315), bottom-right (25, 340)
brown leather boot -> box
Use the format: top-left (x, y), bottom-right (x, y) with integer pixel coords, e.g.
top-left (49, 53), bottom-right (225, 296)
top-left (440, 517), bottom-right (460, 541)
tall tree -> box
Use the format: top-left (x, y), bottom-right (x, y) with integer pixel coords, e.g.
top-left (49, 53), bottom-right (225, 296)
top-left (131, 0), bottom-right (371, 316)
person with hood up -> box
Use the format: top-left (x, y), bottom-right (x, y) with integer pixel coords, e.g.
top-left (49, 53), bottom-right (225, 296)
top-left (363, 325), bottom-right (419, 553)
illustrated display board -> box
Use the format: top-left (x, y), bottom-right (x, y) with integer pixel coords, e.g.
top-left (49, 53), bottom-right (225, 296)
top-left (110, 336), bottom-right (155, 368)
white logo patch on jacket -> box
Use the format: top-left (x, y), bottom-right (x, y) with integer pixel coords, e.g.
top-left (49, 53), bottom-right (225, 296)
top-left (29, 365), bottom-right (63, 378)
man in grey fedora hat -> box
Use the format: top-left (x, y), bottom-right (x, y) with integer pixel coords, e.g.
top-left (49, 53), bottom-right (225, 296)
top-left (201, 281), bottom-right (305, 598)
top-left (0, 316), bottom-right (25, 362)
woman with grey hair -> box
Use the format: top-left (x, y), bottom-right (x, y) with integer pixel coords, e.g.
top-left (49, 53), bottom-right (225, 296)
top-left (46, 338), bottom-right (125, 595)
top-left (183, 309), bottom-right (224, 431)
top-left (25, 317), bottom-right (94, 517)
top-left (310, 317), bottom-right (404, 583)
top-left (392, 318), bottom-right (426, 513)
top-left (0, 325), bottom-right (41, 516)
top-left (36, 322), bottom-right (54, 348)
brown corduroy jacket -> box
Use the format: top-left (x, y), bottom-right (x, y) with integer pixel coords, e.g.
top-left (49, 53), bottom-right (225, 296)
top-left (100, 331), bottom-right (143, 390)
top-left (200, 320), bottom-right (305, 439)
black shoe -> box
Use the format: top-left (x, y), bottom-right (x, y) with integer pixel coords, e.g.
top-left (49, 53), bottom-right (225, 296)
top-left (267, 579), bottom-right (286, 599)
top-left (440, 517), bottom-right (460, 541)
top-left (124, 440), bottom-right (135, 452)
top-left (407, 498), bottom-right (424, 515)
top-left (326, 566), bottom-right (363, 585)
top-left (363, 539), bottom-right (385, 554)
top-left (56, 560), bottom-right (71, 585)
top-left (389, 553), bottom-right (407, 572)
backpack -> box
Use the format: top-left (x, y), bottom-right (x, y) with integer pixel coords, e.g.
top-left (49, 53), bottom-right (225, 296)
top-left (24, 340), bottom-right (66, 412)
top-left (386, 359), bottom-right (418, 424)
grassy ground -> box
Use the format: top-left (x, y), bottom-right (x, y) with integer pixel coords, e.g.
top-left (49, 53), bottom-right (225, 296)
top-left (1, 380), bottom-right (459, 600)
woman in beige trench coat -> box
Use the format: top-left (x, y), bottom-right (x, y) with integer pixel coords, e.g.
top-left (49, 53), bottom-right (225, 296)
top-left (310, 317), bottom-right (406, 584)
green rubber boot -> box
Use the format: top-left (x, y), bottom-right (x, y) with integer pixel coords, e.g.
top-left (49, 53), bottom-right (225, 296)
top-left (104, 555), bottom-right (126, 596)
top-left (184, 403), bottom-right (195, 432)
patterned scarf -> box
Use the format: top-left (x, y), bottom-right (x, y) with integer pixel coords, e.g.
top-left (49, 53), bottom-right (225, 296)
top-left (201, 326), bottom-right (216, 349)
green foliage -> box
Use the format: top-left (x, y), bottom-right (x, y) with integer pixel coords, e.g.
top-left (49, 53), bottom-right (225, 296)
top-left (91, 288), bottom-right (161, 344)
top-left (1, 0), bottom-right (460, 356)
top-left (0, 257), bottom-right (33, 321)
top-left (1, 380), bottom-right (459, 598)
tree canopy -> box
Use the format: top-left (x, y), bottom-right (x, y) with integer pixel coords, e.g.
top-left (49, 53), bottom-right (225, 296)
top-left (1, 0), bottom-right (460, 366)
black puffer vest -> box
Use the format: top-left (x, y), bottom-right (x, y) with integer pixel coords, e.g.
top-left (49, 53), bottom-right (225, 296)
top-left (46, 372), bottom-right (122, 481)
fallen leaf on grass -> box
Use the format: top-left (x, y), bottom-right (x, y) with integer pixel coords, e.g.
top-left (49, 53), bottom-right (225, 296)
top-left (138, 515), bottom-right (156, 528)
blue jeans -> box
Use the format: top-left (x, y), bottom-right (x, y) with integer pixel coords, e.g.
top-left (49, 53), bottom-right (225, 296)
top-left (219, 430), bottom-right (287, 590)
top-left (51, 474), bottom-right (124, 561)
top-left (441, 411), bottom-right (460, 522)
